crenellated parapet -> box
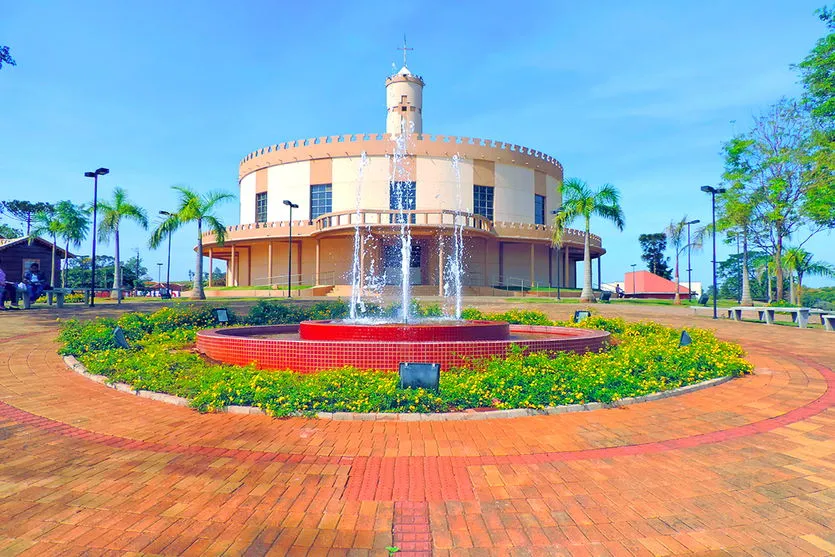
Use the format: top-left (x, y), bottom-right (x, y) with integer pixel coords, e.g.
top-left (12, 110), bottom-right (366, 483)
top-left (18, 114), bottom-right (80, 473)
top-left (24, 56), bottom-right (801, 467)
top-left (239, 133), bottom-right (564, 181)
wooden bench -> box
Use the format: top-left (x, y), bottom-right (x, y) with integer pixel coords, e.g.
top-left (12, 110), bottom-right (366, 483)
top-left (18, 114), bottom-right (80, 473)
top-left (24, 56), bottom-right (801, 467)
top-left (728, 306), bottom-right (812, 328)
top-left (822, 314), bottom-right (835, 332)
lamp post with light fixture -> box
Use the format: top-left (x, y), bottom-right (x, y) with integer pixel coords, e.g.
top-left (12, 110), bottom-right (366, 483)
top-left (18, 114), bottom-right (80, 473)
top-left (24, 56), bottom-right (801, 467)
top-left (701, 186), bottom-right (726, 319)
top-left (283, 200), bottom-right (299, 298)
top-left (159, 211), bottom-right (173, 295)
top-left (685, 219), bottom-right (700, 302)
top-left (84, 167), bottom-right (109, 306)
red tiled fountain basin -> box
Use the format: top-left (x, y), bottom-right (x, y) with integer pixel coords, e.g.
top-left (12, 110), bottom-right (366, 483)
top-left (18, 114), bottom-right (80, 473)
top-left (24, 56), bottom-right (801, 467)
top-left (299, 319), bottom-right (510, 342)
top-left (196, 322), bottom-right (610, 373)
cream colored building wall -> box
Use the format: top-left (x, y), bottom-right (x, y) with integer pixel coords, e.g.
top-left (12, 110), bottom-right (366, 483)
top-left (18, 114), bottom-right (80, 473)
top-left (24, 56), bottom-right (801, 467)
top-left (239, 173), bottom-right (256, 224)
top-left (533, 244), bottom-right (550, 285)
top-left (501, 243), bottom-right (529, 282)
top-left (317, 237), bottom-right (353, 283)
top-left (415, 157), bottom-right (474, 212)
top-left (248, 244), bottom-right (269, 285)
top-left (332, 156), bottom-right (391, 213)
top-left (266, 161), bottom-right (311, 221)
top-left (494, 164), bottom-right (535, 223)
top-left (546, 175), bottom-right (561, 220)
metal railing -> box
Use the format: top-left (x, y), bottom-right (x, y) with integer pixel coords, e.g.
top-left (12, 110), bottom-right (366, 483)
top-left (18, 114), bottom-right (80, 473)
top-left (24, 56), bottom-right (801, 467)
top-left (313, 209), bottom-right (493, 233)
top-left (250, 270), bottom-right (337, 288)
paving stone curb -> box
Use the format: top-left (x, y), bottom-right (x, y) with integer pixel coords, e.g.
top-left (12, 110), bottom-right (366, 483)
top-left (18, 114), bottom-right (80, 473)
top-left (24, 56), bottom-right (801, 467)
top-left (64, 355), bottom-right (732, 421)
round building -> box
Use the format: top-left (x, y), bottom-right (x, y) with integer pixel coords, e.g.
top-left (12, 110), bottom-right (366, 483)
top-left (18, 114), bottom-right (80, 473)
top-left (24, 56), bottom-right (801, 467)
top-left (200, 63), bottom-right (605, 295)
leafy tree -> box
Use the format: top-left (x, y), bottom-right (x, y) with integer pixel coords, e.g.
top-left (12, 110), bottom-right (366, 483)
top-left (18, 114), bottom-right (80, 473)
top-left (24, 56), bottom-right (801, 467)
top-left (0, 46), bottom-right (15, 70)
top-left (783, 247), bottom-right (835, 305)
top-left (28, 210), bottom-right (62, 287)
top-left (638, 233), bottom-right (672, 279)
top-left (55, 201), bottom-right (90, 287)
top-left (552, 178), bottom-right (625, 302)
top-left (723, 99), bottom-right (826, 301)
top-left (719, 146), bottom-right (761, 306)
top-left (150, 186), bottom-right (234, 299)
top-left (0, 223), bottom-right (22, 238)
top-left (718, 251), bottom-right (773, 302)
top-left (98, 188), bottom-right (148, 300)
top-left (1, 201), bottom-right (54, 235)
top-left (796, 6), bottom-right (835, 120)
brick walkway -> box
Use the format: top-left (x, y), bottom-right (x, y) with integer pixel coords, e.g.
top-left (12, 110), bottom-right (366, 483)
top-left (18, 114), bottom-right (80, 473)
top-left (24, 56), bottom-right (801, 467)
top-left (1, 302), bottom-right (834, 555)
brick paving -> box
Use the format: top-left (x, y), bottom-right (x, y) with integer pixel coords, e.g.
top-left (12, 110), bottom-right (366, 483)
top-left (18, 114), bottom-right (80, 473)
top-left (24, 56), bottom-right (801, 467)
top-left (0, 301), bottom-right (834, 555)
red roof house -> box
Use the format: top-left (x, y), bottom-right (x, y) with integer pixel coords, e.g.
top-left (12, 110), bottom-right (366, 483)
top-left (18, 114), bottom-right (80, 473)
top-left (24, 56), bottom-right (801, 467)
top-left (624, 270), bottom-right (691, 299)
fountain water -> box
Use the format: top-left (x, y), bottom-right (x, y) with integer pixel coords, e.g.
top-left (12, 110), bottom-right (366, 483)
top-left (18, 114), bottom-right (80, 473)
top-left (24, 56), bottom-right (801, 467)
top-left (391, 121), bottom-right (414, 322)
top-left (445, 153), bottom-right (465, 319)
top-left (348, 152), bottom-right (369, 321)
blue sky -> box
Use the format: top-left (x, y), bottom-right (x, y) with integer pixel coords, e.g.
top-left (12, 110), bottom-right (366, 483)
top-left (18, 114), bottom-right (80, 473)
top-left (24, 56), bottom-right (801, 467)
top-left (1, 0), bottom-right (832, 287)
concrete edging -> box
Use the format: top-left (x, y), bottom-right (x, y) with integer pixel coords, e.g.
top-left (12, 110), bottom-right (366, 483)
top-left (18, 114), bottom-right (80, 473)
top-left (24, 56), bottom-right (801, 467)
top-left (63, 355), bottom-right (732, 421)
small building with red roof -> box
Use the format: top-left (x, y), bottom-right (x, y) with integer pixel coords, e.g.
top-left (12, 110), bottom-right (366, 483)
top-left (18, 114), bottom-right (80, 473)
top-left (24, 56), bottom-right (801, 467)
top-left (623, 270), bottom-right (692, 299)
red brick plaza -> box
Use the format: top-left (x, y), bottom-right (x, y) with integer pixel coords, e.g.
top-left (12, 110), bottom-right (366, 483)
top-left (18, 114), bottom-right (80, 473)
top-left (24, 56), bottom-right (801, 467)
top-left (1, 302), bottom-right (834, 556)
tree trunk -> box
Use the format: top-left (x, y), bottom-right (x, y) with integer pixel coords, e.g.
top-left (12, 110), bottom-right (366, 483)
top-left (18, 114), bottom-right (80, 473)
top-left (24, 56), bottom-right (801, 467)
top-left (797, 271), bottom-right (804, 307)
top-left (740, 233), bottom-right (753, 306)
top-left (63, 239), bottom-right (69, 288)
top-left (49, 235), bottom-right (56, 288)
top-left (789, 273), bottom-right (796, 305)
top-left (673, 251), bottom-right (680, 304)
top-left (579, 218), bottom-right (594, 302)
top-left (112, 226), bottom-right (121, 301)
top-left (774, 236), bottom-right (784, 302)
top-left (767, 271), bottom-right (773, 303)
top-left (193, 219), bottom-right (205, 299)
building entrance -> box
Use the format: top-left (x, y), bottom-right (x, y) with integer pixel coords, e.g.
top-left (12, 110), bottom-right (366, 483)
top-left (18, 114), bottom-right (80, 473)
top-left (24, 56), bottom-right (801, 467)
top-left (383, 241), bottom-right (422, 285)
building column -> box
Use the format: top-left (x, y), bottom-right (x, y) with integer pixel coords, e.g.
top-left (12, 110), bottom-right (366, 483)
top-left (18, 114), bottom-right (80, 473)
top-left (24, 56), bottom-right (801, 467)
top-left (230, 246), bottom-right (236, 287)
top-left (297, 241), bottom-right (303, 284)
top-left (564, 247), bottom-right (570, 288)
top-left (597, 256), bottom-right (602, 291)
top-left (208, 249), bottom-right (213, 287)
top-left (267, 242), bottom-right (273, 286)
top-left (529, 243), bottom-right (536, 288)
top-left (499, 242), bottom-right (504, 285)
top-left (548, 246), bottom-right (553, 288)
top-left (315, 239), bottom-right (320, 285)
top-left (438, 235), bottom-right (445, 296)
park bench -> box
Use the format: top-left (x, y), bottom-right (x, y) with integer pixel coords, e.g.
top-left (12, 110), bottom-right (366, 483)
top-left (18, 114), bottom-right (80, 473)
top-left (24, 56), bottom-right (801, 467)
top-left (822, 315), bottom-right (835, 332)
top-left (19, 287), bottom-right (74, 309)
top-left (728, 306), bottom-right (812, 328)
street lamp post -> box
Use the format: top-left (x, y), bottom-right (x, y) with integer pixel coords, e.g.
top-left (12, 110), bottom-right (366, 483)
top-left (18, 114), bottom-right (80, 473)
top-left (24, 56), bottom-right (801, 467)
top-left (84, 167), bottom-right (109, 307)
top-left (283, 200), bottom-right (299, 298)
top-left (701, 186), bottom-right (726, 319)
top-left (685, 219), bottom-right (700, 302)
top-left (630, 263), bottom-right (637, 297)
top-left (551, 209), bottom-right (563, 300)
top-left (159, 211), bottom-right (173, 295)
top-left (156, 263), bottom-right (163, 294)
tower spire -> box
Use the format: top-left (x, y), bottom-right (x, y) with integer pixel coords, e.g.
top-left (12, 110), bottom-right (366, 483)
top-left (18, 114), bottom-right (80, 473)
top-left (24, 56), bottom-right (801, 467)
top-left (397, 35), bottom-right (413, 67)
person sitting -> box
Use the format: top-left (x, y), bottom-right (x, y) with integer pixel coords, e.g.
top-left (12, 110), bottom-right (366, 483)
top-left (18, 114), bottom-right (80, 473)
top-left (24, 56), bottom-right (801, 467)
top-left (0, 257), bottom-right (20, 310)
top-left (23, 262), bottom-right (48, 303)
top-left (615, 284), bottom-right (625, 298)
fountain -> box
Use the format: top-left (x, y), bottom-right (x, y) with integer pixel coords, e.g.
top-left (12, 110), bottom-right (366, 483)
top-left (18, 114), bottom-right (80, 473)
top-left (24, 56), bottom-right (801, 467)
top-left (197, 125), bottom-right (610, 373)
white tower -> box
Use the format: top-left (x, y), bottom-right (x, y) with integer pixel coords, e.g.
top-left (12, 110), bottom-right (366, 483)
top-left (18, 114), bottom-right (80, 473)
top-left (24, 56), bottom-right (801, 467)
top-left (386, 39), bottom-right (424, 136)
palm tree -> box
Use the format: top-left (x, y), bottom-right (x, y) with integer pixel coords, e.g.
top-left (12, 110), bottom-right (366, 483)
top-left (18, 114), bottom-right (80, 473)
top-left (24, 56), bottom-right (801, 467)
top-left (55, 201), bottom-right (90, 288)
top-left (150, 186), bottom-right (233, 300)
top-left (28, 209), bottom-right (62, 287)
top-left (784, 248), bottom-right (835, 306)
top-left (98, 188), bottom-right (148, 301)
top-left (552, 178), bottom-right (625, 302)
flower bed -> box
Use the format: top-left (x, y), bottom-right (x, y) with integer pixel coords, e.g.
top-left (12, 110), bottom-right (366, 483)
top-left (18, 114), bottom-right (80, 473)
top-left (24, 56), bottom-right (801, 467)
top-left (57, 302), bottom-right (753, 417)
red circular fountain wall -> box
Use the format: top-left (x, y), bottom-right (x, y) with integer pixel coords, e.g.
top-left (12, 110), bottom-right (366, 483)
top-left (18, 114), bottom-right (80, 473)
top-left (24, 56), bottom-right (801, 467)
top-left (197, 320), bottom-right (610, 373)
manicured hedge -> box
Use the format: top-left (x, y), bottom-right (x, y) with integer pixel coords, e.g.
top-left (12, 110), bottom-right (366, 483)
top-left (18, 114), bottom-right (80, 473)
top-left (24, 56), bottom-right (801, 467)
top-left (58, 301), bottom-right (753, 416)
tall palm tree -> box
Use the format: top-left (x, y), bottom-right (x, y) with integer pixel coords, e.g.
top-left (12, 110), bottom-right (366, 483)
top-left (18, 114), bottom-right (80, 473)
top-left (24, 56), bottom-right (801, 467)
top-left (29, 209), bottom-right (62, 287)
top-left (55, 201), bottom-right (90, 288)
top-left (552, 178), bottom-right (625, 303)
top-left (664, 216), bottom-right (699, 305)
top-left (784, 248), bottom-right (835, 306)
top-left (150, 186), bottom-right (233, 300)
top-left (98, 188), bottom-right (148, 301)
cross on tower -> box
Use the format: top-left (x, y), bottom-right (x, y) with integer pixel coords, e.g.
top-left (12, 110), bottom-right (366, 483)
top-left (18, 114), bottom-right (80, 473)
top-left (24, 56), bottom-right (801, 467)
top-left (397, 35), bottom-right (413, 67)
